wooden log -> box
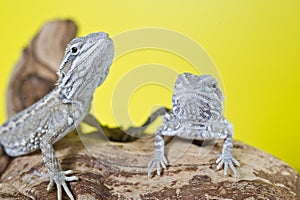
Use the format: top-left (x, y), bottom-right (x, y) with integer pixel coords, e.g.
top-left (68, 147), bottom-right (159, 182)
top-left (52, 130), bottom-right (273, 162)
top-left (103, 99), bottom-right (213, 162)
top-left (0, 132), bottom-right (299, 199)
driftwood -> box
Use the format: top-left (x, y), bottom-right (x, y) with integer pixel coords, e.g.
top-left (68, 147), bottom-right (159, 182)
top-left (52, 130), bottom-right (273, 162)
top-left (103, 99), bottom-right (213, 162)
top-left (6, 19), bottom-right (77, 117)
top-left (0, 19), bottom-right (299, 199)
top-left (1, 132), bottom-right (300, 199)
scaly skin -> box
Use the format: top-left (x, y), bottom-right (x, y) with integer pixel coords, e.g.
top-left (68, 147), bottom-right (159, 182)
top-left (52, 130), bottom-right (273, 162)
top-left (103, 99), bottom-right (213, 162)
top-left (0, 32), bottom-right (114, 200)
top-left (148, 73), bottom-right (240, 177)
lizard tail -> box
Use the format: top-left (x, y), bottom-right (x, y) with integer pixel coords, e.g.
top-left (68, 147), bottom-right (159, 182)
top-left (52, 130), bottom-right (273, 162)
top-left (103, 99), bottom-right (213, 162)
top-left (123, 106), bottom-right (170, 141)
top-left (140, 107), bottom-right (171, 128)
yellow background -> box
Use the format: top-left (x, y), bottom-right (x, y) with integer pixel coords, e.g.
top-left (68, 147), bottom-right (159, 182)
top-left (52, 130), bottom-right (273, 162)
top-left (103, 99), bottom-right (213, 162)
top-left (0, 1), bottom-right (299, 172)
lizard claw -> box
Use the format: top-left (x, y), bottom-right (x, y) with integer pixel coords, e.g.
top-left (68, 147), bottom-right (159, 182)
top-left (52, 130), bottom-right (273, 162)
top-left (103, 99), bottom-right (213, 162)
top-left (216, 154), bottom-right (240, 176)
top-left (148, 151), bottom-right (168, 177)
top-left (47, 170), bottom-right (79, 200)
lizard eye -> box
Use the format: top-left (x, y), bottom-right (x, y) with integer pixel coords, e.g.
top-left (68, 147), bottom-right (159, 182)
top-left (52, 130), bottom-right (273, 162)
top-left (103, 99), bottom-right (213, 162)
top-left (70, 46), bottom-right (79, 55)
top-left (212, 83), bottom-right (217, 89)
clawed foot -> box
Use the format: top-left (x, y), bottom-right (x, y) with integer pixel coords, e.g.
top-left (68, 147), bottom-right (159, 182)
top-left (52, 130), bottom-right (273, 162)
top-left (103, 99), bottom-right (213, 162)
top-left (148, 151), bottom-right (168, 177)
top-left (216, 154), bottom-right (240, 176)
top-left (47, 170), bottom-right (79, 200)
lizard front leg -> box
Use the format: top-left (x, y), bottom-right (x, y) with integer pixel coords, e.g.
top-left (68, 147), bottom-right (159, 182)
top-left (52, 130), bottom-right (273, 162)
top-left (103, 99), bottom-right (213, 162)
top-left (126, 107), bottom-right (170, 139)
top-left (148, 113), bottom-right (182, 177)
top-left (210, 119), bottom-right (240, 176)
top-left (185, 118), bottom-right (240, 176)
top-left (216, 130), bottom-right (240, 176)
top-left (40, 130), bottom-right (78, 200)
top-left (148, 127), bottom-right (168, 177)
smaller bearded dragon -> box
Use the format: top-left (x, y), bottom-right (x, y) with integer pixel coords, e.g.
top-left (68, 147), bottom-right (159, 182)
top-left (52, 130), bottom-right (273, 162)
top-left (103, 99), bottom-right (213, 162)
top-left (148, 73), bottom-right (240, 177)
top-left (0, 32), bottom-right (114, 200)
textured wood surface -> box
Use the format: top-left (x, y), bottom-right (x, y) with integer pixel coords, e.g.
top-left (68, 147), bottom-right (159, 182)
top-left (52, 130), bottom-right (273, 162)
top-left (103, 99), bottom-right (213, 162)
top-left (6, 19), bottom-right (77, 117)
top-left (1, 19), bottom-right (299, 199)
top-left (0, 132), bottom-right (299, 199)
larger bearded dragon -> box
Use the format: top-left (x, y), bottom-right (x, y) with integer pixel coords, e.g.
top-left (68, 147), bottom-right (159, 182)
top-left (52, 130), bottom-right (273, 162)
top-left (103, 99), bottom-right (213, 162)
top-left (0, 32), bottom-right (114, 200)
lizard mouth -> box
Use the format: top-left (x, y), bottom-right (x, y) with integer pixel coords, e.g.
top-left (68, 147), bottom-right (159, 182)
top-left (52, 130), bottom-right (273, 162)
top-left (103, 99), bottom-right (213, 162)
top-left (215, 88), bottom-right (224, 102)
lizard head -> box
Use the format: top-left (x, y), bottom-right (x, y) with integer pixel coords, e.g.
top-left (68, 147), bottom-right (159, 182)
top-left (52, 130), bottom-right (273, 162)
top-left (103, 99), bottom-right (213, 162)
top-left (56, 32), bottom-right (114, 100)
top-left (172, 72), bottom-right (224, 121)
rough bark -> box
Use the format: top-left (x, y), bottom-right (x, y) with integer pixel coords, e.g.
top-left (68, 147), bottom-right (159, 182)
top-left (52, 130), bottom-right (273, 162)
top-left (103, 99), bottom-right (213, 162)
top-left (0, 133), bottom-right (299, 199)
top-left (1, 19), bottom-right (299, 200)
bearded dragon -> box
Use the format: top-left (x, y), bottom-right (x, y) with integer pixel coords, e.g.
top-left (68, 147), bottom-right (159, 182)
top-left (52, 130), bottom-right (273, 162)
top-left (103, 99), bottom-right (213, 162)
top-left (0, 32), bottom-right (114, 200)
top-left (148, 73), bottom-right (240, 177)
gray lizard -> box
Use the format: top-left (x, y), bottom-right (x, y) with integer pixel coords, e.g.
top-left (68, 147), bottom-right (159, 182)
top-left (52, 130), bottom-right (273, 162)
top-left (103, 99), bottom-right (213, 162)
top-left (148, 72), bottom-right (240, 177)
top-left (0, 32), bottom-right (114, 200)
